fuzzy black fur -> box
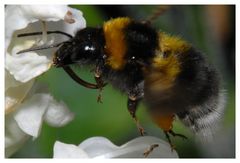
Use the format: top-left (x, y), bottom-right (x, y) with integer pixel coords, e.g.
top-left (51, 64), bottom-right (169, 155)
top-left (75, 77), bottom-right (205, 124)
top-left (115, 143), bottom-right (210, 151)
top-left (176, 48), bottom-right (220, 108)
top-left (144, 47), bottom-right (221, 114)
top-left (102, 21), bottom-right (158, 96)
top-left (124, 22), bottom-right (158, 64)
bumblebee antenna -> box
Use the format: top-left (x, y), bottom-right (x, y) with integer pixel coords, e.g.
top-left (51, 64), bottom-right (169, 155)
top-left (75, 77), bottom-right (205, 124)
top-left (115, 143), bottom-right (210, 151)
top-left (16, 41), bottom-right (69, 54)
top-left (16, 30), bottom-right (73, 54)
top-left (145, 5), bottom-right (170, 23)
top-left (17, 30), bottom-right (73, 39)
top-left (63, 66), bottom-right (107, 89)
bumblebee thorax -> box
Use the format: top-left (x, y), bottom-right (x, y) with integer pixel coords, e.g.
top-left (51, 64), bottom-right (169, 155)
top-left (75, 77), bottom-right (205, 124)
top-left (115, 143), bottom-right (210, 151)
top-left (103, 17), bottom-right (132, 70)
top-left (103, 17), bottom-right (158, 71)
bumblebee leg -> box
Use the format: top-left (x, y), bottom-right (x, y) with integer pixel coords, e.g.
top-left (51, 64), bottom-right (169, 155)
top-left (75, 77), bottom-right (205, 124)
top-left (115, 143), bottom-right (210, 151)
top-left (143, 144), bottom-right (159, 157)
top-left (128, 98), bottom-right (146, 136)
top-left (164, 130), bottom-right (187, 151)
top-left (169, 129), bottom-right (188, 140)
top-left (164, 131), bottom-right (175, 151)
top-left (94, 65), bottom-right (107, 103)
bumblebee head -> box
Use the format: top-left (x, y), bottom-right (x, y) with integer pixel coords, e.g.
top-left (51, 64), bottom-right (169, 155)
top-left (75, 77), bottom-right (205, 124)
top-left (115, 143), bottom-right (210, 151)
top-left (54, 27), bottom-right (105, 67)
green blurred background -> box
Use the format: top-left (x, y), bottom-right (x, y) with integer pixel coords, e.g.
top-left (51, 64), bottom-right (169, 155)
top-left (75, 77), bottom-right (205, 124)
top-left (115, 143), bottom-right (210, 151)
top-left (12, 5), bottom-right (235, 158)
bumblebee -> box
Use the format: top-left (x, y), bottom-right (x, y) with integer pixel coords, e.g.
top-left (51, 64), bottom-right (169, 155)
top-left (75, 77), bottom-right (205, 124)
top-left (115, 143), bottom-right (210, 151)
top-left (18, 17), bottom-right (226, 147)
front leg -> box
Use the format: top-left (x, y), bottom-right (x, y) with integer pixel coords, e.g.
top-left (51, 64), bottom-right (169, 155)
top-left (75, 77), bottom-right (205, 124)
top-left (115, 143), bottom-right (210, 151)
top-left (94, 65), bottom-right (106, 103)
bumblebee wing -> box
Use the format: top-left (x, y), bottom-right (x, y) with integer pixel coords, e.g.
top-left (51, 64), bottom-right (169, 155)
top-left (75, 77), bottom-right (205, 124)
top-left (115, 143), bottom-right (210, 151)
top-left (143, 49), bottom-right (184, 114)
top-left (143, 51), bottom-right (182, 132)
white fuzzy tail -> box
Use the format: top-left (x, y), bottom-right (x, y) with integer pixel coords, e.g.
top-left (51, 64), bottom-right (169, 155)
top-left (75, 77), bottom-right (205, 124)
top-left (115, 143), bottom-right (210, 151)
top-left (177, 90), bottom-right (226, 141)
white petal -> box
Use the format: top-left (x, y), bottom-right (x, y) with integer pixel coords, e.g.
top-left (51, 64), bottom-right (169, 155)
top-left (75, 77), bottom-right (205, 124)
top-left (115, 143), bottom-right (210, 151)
top-left (19, 5), bottom-right (69, 22)
top-left (5, 5), bottom-right (69, 48)
top-left (53, 141), bottom-right (89, 158)
top-left (13, 93), bottom-right (52, 137)
top-left (5, 5), bottom-right (86, 49)
top-left (44, 100), bottom-right (74, 127)
top-left (6, 30), bottom-right (56, 83)
top-left (79, 137), bottom-right (118, 158)
top-left (79, 136), bottom-right (178, 158)
top-left (54, 136), bottom-right (178, 158)
top-left (6, 51), bottom-right (52, 83)
top-left (5, 69), bottom-right (22, 90)
top-left (117, 136), bottom-right (178, 158)
top-left (5, 114), bottom-right (30, 157)
top-left (5, 77), bottom-right (35, 114)
top-left (62, 7), bottom-right (86, 35)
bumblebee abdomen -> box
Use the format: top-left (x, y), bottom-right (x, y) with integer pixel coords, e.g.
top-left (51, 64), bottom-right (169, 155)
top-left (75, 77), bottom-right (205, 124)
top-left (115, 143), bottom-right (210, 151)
top-left (175, 48), bottom-right (221, 108)
top-left (175, 48), bottom-right (226, 138)
top-left (145, 44), bottom-right (226, 138)
top-left (145, 47), bottom-right (221, 113)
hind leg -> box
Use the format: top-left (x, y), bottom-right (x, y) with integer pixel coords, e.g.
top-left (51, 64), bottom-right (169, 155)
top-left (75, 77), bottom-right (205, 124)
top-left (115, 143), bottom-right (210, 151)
top-left (168, 129), bottom-right (188, 139)
top-left (164, 129), bottom-right (188, 151)
top-left (151, 113), bottom-right (187, 149)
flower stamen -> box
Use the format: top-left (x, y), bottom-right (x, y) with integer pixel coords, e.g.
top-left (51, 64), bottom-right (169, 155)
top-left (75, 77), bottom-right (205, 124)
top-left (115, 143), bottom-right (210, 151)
top-left (64, 10), bottom-right (75, 24)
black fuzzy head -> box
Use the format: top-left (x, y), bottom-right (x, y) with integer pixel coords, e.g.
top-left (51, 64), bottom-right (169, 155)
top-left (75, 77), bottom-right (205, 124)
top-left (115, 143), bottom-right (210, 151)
top-left (54, 27), bottom-right (105, 67)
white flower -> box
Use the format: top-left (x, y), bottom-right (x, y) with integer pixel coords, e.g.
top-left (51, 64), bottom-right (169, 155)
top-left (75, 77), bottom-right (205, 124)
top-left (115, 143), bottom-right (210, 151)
top-left (5, 5), bottom-right (86, 82)
top-left (53, 136), bottom-right (179, 158)
top-left (5, 5), bottom-right (86, 157)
